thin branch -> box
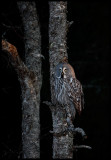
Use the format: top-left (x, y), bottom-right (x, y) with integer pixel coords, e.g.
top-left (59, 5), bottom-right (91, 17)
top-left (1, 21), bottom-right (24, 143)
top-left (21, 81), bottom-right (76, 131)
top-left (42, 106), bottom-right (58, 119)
top-left (74, 145), bottom-right (92, 150)
top-left (43, 101), bottom-right (56, 112)
top-left (2, 23), bottom-right (21, 29)
top-left (74, 127), bottom-right (87, 139)
top-left (2, 39), bottom-right (18, 60)
top-left (43, 101), bottom-right (53, 107)
top-left (49, 129), bottom-right (68, 137)
top-left (67, 21), bottom-right (74, 28)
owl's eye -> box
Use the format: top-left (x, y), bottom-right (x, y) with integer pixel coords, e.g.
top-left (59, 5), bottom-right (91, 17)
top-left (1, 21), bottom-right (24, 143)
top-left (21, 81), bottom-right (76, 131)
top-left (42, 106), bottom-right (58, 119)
top-left (59, 68), bottom-right (62, 71)
top-left (64, 68), bottom-right (67, 72)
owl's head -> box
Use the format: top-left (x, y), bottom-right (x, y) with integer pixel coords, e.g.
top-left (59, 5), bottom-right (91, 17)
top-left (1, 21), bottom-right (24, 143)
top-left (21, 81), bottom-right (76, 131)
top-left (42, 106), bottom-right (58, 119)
top-left (54, 62), bottom-right (76, 79)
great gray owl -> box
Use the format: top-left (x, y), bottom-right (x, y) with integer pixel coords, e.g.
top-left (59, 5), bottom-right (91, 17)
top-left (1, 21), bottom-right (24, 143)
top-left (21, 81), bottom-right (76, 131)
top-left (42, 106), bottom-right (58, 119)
top-left (53, 60), bottom-right (84, 120)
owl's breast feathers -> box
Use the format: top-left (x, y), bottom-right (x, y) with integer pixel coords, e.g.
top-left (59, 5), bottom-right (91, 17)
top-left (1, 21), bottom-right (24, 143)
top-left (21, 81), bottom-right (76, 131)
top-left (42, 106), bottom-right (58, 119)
top-left (53, 66), bottom-right (84, 115)
top-left (67, 77), bottom-right (84, 115)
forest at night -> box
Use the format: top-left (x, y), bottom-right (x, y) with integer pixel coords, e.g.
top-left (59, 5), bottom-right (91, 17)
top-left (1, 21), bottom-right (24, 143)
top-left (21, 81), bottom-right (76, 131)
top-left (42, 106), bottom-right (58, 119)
top-left (1, 1), bottom-right (110, 159)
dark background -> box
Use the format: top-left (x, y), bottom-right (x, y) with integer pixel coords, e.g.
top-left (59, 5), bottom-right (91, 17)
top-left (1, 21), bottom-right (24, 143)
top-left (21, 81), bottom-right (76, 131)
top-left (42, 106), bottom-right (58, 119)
top-left (1, 1), bottom-right (110, 159)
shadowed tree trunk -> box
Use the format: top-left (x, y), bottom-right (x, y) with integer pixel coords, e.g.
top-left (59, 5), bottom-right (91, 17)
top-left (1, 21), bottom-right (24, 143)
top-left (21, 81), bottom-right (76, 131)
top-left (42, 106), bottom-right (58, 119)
top-left (2, 1), bottom-right (42, 159)
top-left (17, 2), bottom-right (42, 158)
top-left (49, 1), bottom-right (74, 159)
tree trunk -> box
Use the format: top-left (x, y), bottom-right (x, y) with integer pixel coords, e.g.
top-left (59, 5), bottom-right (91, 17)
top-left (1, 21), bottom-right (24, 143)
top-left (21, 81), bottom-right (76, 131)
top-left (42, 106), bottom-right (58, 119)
top-left (2, 2), bottom-right (42, 158)
top-left (2, 39), bottom-right (41, 158)
top-left (49, 2), bottom-right (73, 159)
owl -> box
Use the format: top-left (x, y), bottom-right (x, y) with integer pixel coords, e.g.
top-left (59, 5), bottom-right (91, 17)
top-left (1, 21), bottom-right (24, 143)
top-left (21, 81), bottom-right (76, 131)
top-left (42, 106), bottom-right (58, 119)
top-left (53, 59), bottom-right (84, 120)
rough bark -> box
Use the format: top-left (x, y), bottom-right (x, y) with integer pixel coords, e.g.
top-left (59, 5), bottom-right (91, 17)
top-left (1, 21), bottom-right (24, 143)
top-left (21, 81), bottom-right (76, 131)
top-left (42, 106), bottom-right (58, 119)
top-left (17, 1), bottom-right (42, 82)
top-left (2, 1), bottom-right (42, 158)
top-left (17, 2), bottom-right (42, 158)
top-left (49, 2), bottom-right (74, 159)
top-left (2, 38), bottom-right (41, 159)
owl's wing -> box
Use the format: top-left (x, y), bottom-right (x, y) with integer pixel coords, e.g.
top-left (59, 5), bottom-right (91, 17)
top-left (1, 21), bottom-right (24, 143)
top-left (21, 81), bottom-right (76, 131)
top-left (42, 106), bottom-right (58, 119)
top-left (68, 78), bottom-right (84, 114)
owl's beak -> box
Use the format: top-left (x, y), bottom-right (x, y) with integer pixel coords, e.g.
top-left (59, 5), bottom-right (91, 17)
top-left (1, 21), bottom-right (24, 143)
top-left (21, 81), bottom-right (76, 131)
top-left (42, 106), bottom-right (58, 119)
top-left (61, 72), bottom-right (64, 78)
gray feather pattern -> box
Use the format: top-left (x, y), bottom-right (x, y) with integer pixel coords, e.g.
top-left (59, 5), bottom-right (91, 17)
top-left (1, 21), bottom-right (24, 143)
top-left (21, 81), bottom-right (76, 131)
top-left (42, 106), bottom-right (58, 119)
top-left (53, 62), bottom-right (84, 119)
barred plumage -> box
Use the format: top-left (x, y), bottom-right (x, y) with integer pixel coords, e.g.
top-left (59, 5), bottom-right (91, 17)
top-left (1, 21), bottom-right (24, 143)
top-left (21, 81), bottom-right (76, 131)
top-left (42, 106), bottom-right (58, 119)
top-left (53, 61), bottom-right (84, 120)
